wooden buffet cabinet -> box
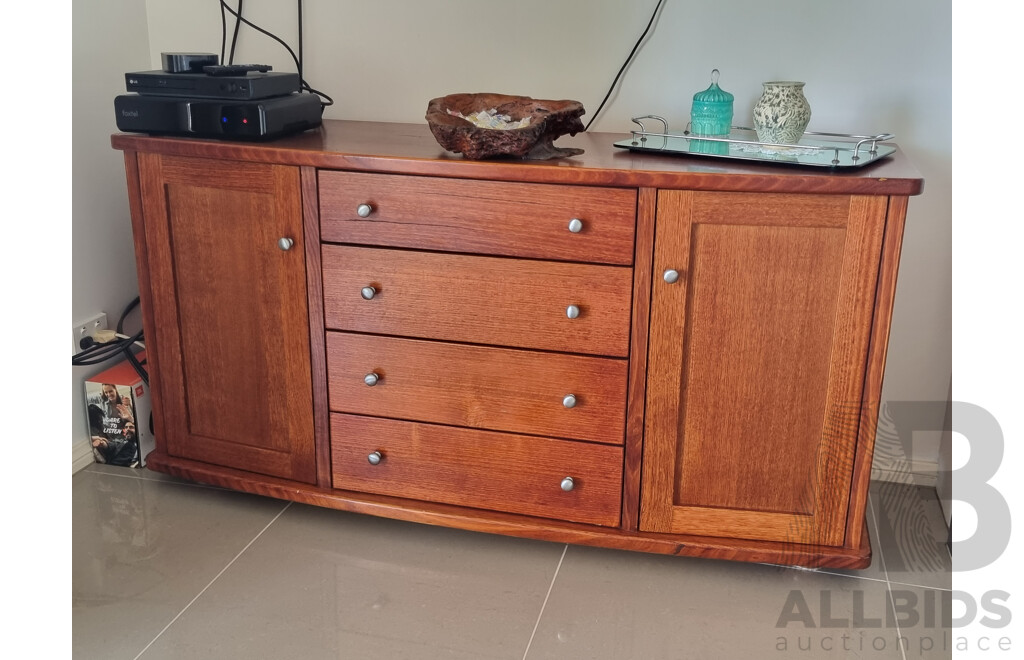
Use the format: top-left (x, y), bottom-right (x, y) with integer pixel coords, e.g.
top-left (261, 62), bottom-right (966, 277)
top-left (111, 121), bottom-right (922, 568)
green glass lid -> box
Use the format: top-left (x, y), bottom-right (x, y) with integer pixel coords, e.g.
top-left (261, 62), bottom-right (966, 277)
top-left (693, 69), bottom-right (734, 103)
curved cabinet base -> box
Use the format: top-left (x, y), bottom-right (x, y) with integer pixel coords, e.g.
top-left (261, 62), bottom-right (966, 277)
top-left (145, 452), bottom-right (871, 570)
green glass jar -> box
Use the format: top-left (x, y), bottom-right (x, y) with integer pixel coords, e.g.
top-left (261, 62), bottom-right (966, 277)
top-left (690, 69), bottom-right (734, 137)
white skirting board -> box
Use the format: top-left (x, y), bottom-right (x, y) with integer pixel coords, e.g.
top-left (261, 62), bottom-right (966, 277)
top-left (871, 462), bottom-right (939, 488)
top-left (72, 441), bottom-right (95, 474)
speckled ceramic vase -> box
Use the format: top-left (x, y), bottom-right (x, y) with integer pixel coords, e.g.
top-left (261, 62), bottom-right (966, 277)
top-left (752, 81), bottom-right (811, 145)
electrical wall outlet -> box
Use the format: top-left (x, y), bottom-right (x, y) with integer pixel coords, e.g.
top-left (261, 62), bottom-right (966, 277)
top-left (73, 312), bottom-right (109, 353)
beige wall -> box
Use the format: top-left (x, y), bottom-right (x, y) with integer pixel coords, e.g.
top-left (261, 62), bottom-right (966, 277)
top-left (71, 0), bottom-right (151, 467)
top-left (74, 0), bottom-right (951, 480)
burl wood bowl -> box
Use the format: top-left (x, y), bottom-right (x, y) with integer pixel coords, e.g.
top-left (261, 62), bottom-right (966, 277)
top-left (425, 93), bottom-right (586, 160)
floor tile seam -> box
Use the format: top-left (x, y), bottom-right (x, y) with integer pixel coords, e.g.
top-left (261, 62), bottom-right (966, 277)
top-left (762, 563), bottom-right (901, 589)
top-left (780, 564), bottom-right (893, 584)
top-left (82, 467), bottom-right (144, 481)
top-left (131, 501), bottom-right (293, 660)
top-left (885, 579), bottom-right (952, 593)
top-left (124, 470), bottom-right (244, 493)
top-left (521, 544), bottom-right (568, 660)
top-left (81, 466), bottom-right (233, 494)
top-left (136, 476), bottom-right (236, 493)
top-left (869, 492), bottom-right (907, 660)
top-left (774, 565), bottom-right (950, 592)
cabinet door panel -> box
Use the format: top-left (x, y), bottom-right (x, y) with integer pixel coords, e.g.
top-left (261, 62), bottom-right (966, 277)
top-left (640, 191), bottom-right (887, 546)
top-left (138, 154), bottom-right (316, 483)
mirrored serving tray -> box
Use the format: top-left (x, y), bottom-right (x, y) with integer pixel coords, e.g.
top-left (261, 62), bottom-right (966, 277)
top-left (613, 115), bottom-right (896, 169)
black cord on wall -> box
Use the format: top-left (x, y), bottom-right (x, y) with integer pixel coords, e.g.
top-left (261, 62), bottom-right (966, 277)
top-left (297, 0), bottom-right (303, 82)
top-left (585, 0), bottom-right (666, 131)
top-left (229, 0), bottom-right (243, 64)
top-left (219, 0), bottom-right (244, 65)
top-left (218, 0), bottom-right (333, 108)
top-left (219, 2), bottom-right (227, 64)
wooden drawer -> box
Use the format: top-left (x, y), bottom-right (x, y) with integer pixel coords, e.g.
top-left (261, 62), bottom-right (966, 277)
top-left (321, 246), bottom-right (633, 357)
top-left (330, 414), bottom-right (624, 527)
top-left (326, 333), bottom-right (628, 444)
top-left (318, 171), bottom-right (637, 265)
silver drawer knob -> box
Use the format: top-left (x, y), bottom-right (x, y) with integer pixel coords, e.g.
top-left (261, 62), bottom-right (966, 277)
top-left (367, 451), bottom-right (382, 465)
top-left (364, 372), bottom-right (380, 386)
top-left (568, 218), bottom-right (584, 233)
top-left (360, 286), bottom-right (377, 300)
top-left (560, 477), bottom-right (575, 492)
top-left (563, 394), bottom-right (577, 408)
top-left (278, 237), bottom-right (294, 251)
top-left (663, 269), bottom-right (680, 284)
top-left (566, 304), bottom-right (580, 319)
top-left (356, 203), bottom-right (373, 218)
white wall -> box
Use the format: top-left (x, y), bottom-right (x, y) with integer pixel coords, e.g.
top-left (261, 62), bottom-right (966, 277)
top-left (75, 0), bottom-right (951, 481)
top-left (71, 0), bottom-right (151, 468)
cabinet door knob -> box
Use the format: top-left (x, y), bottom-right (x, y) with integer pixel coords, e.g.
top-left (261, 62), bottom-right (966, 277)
top-left (563, 394), bottom-right (577, 408)
top-left (568, 218), bottom-right (584, 233)
top-left (278, 237), bottom-right (294, 251)
top-left (663, 269), bottom-right (680, 284)
top-left (566, 304), bottom-right (581, 319)
top-left (367, 451), bottom-right (383, 465)
top-left (560, 477), bottom-right (575, 492)
top-left (356, 203), bottom-right (373, 218)
top-left (364, 372), bottom-right (381, 386)
top-left (360, 286), bottom-right (377, 300)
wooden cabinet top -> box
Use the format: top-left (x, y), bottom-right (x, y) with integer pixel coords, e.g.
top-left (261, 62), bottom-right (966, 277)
top-left (111, 120), bottom-right (924, 196)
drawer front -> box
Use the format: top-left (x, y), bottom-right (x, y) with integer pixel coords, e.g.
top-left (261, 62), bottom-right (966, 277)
top-left (322, 246), bottom-right (633, 356)
top-left (327, 333), bottom-right (628, 444)
top-left (318, 171), bottom-right (637, 265)
top-left (331, 414), bottom-right (624, 527)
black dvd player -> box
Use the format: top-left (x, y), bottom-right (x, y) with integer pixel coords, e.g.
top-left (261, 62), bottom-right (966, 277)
top-left (114, 93), bottom-right (323, 140)
top-left (125, 70), bottom-right (301, 100)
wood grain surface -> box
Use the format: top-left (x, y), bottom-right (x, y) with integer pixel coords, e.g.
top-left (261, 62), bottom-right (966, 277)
top-left (321, 246), bottom-right (633, 357)
top-left (640, 191), bottom-right (886, 546)
top-left (330, 414), bottom-right (624, 527)
top-left (302, 166), bottom-right (334, 489)
top-left (844, 196), bottom-right (910, 547)
top-left (319, 171), bottom-right (637, 265)
top-left (326, 332), bottom-right (628, 444)
top-left (136, 154), bottom-right (316, 483)
top-left (122, 151), bottom-right (169, 463)
top-left (112, 120), bottom-right (924, 196)
top-left (115, 124), bottom-right (920, 566)
top-left (620, 187), bottom-right (656, 530)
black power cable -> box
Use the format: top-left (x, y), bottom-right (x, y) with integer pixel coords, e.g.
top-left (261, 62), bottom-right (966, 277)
top-left (219, 2), bottom-right (226, 64)
top-left (217, 0), bottom-right (333, 108)
top-left (115, 297), bottom-right (140, 335)
top-left (228, 0), bottom-right (243, 65)
top-left (219, 1), bottom-right (244, 65)
top-left (584, 0), bottom-right (666, 132)
top-left (72, 297), bottom-right (148, 386)
top-left (297, 0), bottom-right (303, 82)
top-left (72, 330), bottom-right (144, 365)
top-left (115, 297), bottom-right (148, 386)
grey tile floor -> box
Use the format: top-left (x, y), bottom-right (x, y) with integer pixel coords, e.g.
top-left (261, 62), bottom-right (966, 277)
top-left (73, 465), bottom-right (952, 659)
